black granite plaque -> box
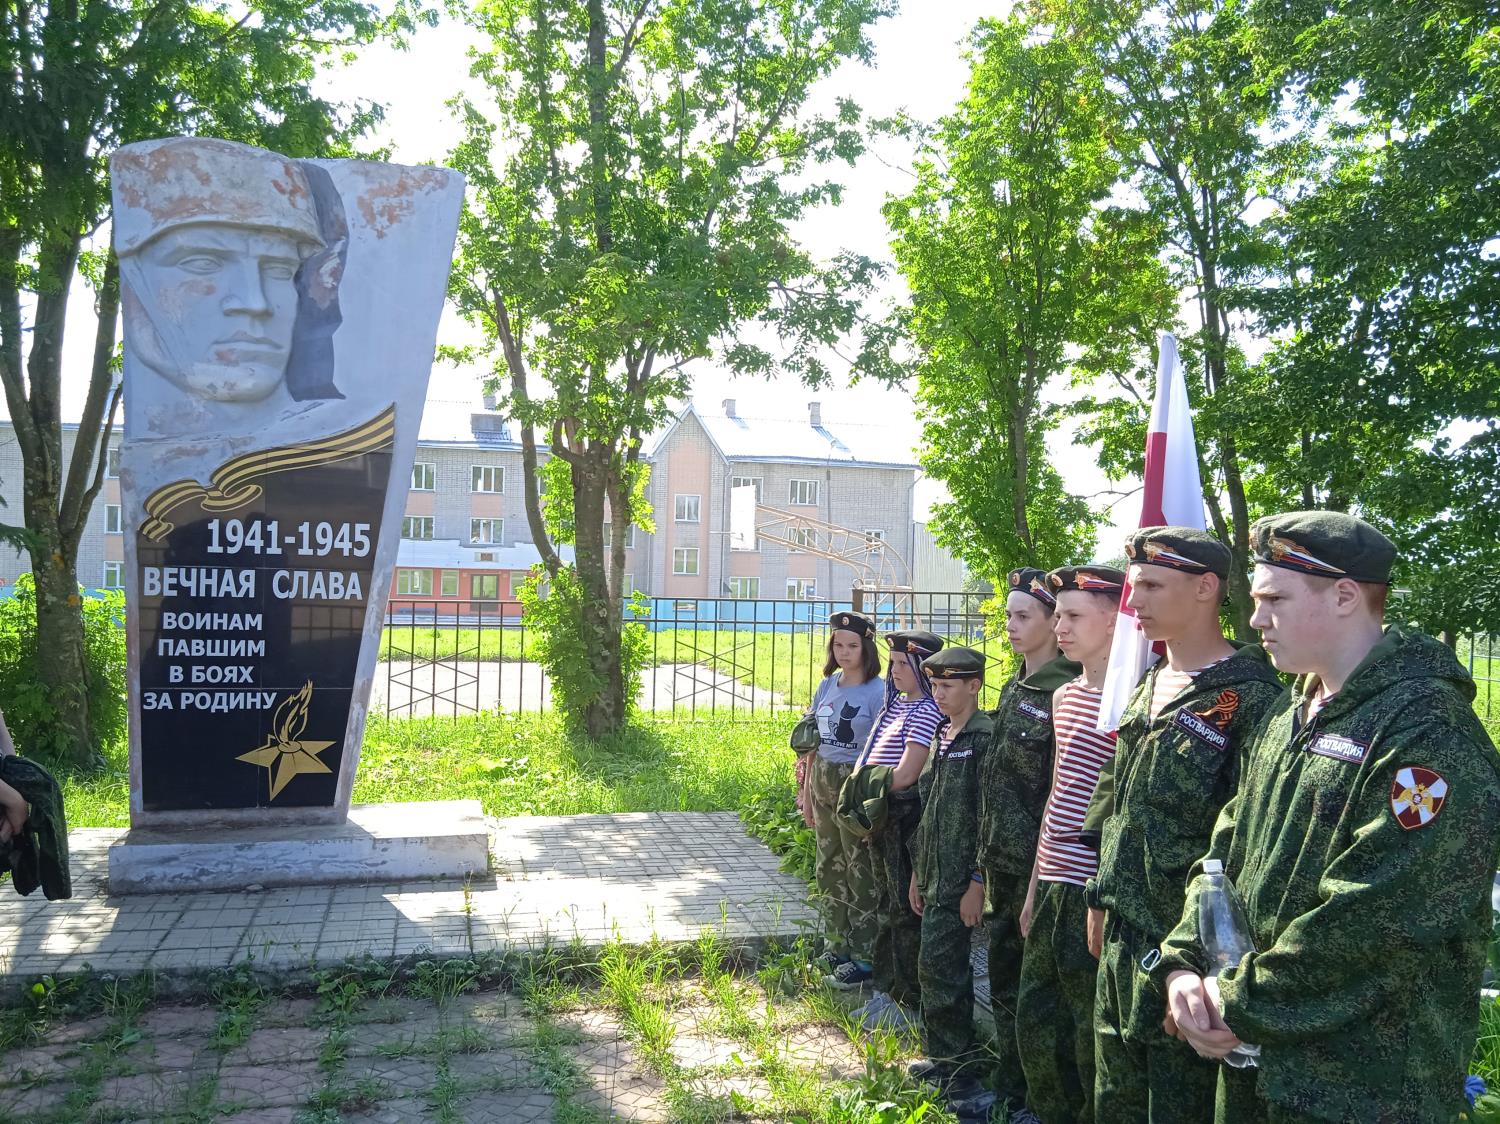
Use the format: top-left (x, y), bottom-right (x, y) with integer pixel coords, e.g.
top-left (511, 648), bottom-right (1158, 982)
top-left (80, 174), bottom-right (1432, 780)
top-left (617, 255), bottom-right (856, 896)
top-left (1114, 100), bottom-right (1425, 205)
top-left (135, 411), bottom-right (393, 810)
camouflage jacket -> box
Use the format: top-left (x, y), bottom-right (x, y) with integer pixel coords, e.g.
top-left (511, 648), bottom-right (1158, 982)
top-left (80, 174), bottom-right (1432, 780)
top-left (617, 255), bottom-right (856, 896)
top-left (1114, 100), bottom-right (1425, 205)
top-left (1084, 644), bottom-right (1283, 944)
top-left (979, 654), bottom-right (1081, 876)
top-left (915, 710), bottom-right (994, 906)
top-left (1157, 627), bottom-right (1500, 1123)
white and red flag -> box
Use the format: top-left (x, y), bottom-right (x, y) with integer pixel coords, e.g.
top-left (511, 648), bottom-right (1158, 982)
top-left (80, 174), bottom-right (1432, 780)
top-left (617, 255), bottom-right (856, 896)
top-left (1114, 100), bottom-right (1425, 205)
top-left (1096, 332), bottom-right (1206, 732)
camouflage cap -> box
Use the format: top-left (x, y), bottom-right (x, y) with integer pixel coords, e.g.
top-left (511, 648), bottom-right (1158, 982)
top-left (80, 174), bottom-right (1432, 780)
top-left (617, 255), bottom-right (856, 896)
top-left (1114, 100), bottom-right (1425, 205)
top-left (1007, 566), bottom-right (1057, 607)
top-left (1124, 526), bottom-right (1231, 580)
top-left (1251, 510), bottom-right (1396, 585)
top-left (921, 646), bottom-right (985, 681)
top-left (111, 137), bottom-right (324, 257)
top-left (828, 610), bottom-right (874, 638)
top-left (886, 630), bottom-right (944, 656)
top-left (1048, 566), bottom-right (1126, 597)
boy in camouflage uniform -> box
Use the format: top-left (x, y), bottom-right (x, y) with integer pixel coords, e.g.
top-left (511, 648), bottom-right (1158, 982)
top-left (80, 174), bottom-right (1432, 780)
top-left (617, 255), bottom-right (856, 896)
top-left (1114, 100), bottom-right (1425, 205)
top-left (908, 646), bottom-right (992, 1111)
top-left (1015, 566), bottom-right (1124, 1124)
top-left (1084, 527), bottom-right (1283, 1123)
top-left (954, 567), bottom-right (1078, 1121)
top-left (1160, 512), bottom-right (1500, 1123)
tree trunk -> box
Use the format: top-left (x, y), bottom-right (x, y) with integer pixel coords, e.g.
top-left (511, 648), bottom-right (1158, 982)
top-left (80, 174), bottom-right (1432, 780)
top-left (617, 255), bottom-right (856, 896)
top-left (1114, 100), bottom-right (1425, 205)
top-left (1199, 262), bottom-right (1253, 640)
top-left (25, 520), bottom-right (94, 766)
top-left (573, 447), bottom-right (627, 739)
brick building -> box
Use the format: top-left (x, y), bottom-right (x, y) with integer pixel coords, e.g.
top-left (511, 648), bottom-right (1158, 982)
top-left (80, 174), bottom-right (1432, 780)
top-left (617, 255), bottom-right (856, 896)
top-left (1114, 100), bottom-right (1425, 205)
top-left (0, 394), bottom-right (962, 602)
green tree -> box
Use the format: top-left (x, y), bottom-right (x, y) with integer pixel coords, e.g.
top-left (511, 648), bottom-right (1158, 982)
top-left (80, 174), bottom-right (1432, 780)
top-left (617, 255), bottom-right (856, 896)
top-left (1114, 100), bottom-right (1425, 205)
top-left (446, 0), bottom-right (898, 738)
top-left (0, 0), bottom-right (400, 765)
top-left (1043, 0), bottom-right (1285, 635)
top-left (1235, 0), bottom-right (1500, 640)
top-left (885, 14), bottom-right (1172, 582)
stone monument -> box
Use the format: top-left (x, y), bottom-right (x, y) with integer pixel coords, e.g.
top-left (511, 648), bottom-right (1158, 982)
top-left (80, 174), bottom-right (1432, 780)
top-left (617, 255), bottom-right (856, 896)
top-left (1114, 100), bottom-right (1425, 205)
top-left (105, 137), bottom-right (482, 892)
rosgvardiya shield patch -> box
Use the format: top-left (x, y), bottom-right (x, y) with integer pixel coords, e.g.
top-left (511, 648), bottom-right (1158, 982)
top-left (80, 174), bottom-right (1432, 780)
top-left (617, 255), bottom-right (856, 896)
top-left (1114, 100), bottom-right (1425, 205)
top-left (1390, 767), bottom-right (1448, 831)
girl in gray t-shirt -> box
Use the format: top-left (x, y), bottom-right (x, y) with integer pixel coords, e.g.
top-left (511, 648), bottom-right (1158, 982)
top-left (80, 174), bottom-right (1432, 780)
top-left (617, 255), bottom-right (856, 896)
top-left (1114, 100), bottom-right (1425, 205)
top-left (797, 611), bottom-right (884, 980)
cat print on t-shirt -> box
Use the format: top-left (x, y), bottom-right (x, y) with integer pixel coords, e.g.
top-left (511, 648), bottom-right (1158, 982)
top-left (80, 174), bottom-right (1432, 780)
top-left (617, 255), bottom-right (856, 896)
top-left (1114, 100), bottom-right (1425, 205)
top-left (819, 699), bottom-right (865, 752)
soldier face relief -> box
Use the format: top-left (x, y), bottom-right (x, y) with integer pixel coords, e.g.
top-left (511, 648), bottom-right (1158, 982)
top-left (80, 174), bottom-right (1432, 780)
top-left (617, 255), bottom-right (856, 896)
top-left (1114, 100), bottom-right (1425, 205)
top-left (122, 224), bottom-right (310, 403)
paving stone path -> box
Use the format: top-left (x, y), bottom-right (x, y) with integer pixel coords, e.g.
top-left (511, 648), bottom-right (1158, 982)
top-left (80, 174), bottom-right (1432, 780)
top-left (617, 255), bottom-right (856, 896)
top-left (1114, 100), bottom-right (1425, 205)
top-left (0, 813), bottom-right (817, 983)
top-left (0, 971), bottom-right (881, 1122)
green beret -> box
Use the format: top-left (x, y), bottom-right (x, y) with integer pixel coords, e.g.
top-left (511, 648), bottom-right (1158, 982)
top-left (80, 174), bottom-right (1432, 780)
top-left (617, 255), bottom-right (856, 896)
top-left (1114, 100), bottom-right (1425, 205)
top-left (921, 646), bottom-right (986, 681)
top-left (887, 630), bottom-right (944, 656)
top-left (1251, 511), bottom-right (1396, 585)
top-left (1124, 526), bottom-right (1231, 580)
top-left (828, 610), bottom-right (874, 638)
top-left (1048, 566), bottom-right (1126, 597)
top-left (1007, 566), bottom-right (1057, 608)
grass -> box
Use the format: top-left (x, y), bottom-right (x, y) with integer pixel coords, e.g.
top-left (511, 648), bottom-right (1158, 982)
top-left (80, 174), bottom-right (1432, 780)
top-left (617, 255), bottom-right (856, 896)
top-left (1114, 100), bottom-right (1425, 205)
top-left (60, 713), bottom-right (796, 828)
top-left (1473, 994), bottom-right (1500, 1092)
top-left (355, 713), bottom-right (793, 817)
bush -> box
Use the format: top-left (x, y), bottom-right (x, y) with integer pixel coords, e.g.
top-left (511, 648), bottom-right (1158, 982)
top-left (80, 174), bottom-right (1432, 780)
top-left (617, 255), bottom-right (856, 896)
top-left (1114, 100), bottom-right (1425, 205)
top-left (514, 565), bottom-right (650, 729)
top-left (0, 573), bottom-right (126, 768)
top-left (741, 784), bottom-right (815, 883)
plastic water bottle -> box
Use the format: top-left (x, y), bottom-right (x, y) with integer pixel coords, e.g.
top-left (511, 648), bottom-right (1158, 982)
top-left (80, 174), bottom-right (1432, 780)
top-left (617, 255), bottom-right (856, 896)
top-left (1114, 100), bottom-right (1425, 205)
top-left (1195, 858), bottom-right (1262, 1068)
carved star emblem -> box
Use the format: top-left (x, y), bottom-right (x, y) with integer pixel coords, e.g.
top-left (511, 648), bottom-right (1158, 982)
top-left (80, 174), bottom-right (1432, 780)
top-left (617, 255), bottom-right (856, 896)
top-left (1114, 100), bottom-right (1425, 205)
top-left (237, 680), bottom-right (335, 799)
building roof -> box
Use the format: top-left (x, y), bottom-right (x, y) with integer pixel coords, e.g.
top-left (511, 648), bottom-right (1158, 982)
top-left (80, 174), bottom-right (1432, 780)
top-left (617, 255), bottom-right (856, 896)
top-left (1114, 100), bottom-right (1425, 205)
top-left (6, 388), bottom-right (920, 470)
top-left (646, 401), bottom-right (919, 469)
top-left (395, 538), bottom-right (574, 571)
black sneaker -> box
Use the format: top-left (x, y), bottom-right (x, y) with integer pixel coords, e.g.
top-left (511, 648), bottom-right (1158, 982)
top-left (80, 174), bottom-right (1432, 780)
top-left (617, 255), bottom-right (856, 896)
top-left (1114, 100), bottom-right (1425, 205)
top-left (812, 950), bottom-right (850, 974)
top-left (824, 959), bottom-right (874, 990)
top-left (907, 1058), bottom-right (952, 1082)
top-left (942, 1076), bottom-right (989, 1107)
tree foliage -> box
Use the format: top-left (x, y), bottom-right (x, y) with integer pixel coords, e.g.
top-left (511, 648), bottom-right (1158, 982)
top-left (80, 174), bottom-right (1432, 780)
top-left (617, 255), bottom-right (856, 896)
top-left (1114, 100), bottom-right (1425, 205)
top-left (1234, 0), bottom-right (1500, 637)
top-left (885, 15), bottom-right (1172, 582)
top-left (446, 0), bottom-right (898, 737)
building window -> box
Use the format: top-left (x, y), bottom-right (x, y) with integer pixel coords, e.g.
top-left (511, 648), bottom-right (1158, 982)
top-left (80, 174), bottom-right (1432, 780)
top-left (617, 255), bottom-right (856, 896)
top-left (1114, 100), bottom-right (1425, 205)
top-left (103, 561), bottom-right (124, 590)
top-left (603, 522), bottom-right (636, 550)
top-left (727, 577), bottom-right (760, 599)
top-left (730, 476), bottom-right (763, 502)
top-left (787, 578), bottom-right (816, 600)
top-left (786, 527), bottom-right (815, 553)
top-left (397, 569), bottom-right (433, 595)
top-left (471, 574), bottom-right (499, 600)
top-left (789, 478), bottom-right (819, 506)
top-left (471, 465), bottom-right (505, 493)
top-left (674, 494), bottom-right (701, 523)
top-left (105, 447), bottom-right (121, 478)
top-left (672, 547), bottom-right (699, 576)
top-left (105, 504), bottom-right (122, 534)
top-left (411, 462), bottom-right (436, 491)
top-left (864, 528), bottom-right (885, 553)
top-left (623, 573), bottom-right (636, 596)
top-left (471, 517), bottom-right (504, 544)
top-left (440, 570), bottom-right (459, 597)
top-left (401, 516), bottom-right (433, 540)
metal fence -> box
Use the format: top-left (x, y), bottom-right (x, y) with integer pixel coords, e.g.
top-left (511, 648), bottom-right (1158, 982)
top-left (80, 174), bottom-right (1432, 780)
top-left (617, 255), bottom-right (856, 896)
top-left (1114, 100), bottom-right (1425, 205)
top-left (1463, 634), bottom-right (1497, 720)
top-left (379, 590), bottom-right (1002, 720)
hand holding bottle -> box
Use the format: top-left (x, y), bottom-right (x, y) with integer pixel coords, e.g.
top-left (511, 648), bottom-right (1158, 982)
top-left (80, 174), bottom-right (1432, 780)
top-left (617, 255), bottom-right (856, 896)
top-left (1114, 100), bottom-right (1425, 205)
top-left (1194, 859), bottom-right (1262, 1068)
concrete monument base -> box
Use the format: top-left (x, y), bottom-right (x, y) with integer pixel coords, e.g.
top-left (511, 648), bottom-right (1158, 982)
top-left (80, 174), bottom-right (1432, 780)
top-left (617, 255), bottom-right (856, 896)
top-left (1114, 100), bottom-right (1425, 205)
top-left (106, 800), bottom-right (489, 895)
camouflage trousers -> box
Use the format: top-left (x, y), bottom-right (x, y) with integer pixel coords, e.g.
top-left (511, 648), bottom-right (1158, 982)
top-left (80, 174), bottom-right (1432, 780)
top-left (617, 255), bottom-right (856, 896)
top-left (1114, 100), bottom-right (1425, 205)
top-left (1017, 880), bottom-right (1099, 1124)
top-left (1215, 1066), bottom-right (1325, 1124)
top-left (870, 791), bottom-right (922, 1006)
top-left (918, 898), bottom-right (982, 1078)
top-left (1095, 916), bottom-right (1218, 1123)
top-left (807, 754), bottom-right (878, 961)
top-left (983, 865), bottom-right (1029, 1110)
